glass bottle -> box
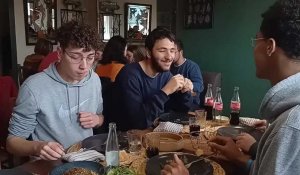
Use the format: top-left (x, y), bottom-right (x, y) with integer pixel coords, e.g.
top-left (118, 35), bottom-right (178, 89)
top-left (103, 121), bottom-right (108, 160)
top-left (105, 122), bottom-right (119, 167)
top-left (204, 84), bottom-right (214, 120)
top-left (213, 87), bottom-right (223, 122)
top-left (230, 87), bottom-right (241, 125)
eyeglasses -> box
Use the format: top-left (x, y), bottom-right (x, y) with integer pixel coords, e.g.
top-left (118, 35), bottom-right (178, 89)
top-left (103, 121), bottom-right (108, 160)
top-left (64, 50), bottom-right (95, 64)
top-left (251, 37), bottom-right (265, 47)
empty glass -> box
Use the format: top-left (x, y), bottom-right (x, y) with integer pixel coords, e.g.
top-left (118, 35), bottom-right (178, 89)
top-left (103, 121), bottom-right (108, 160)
top-left (195, 109), bottom-right (207, 129)
top-left (127, 130), bottom-right (142, 154)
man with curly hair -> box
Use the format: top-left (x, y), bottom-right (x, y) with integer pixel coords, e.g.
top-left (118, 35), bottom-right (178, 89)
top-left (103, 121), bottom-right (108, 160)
top-left (6, 21), bottom-right (104, 161)
top-left (161, 0), bottom-right (300, 174)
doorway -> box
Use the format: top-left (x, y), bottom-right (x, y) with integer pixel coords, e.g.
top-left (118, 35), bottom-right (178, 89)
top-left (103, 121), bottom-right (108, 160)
top-left (0, 0), bottom-right (17, 80)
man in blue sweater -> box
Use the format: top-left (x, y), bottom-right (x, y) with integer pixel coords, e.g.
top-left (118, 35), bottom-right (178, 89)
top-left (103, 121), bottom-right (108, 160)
top-left (112, 28), bottom-right (194, 131)
top-left (171, 39), bottom-right (204, 110)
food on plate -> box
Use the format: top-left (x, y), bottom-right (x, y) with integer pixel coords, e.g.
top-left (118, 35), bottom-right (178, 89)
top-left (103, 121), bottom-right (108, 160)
top-left (119, 150), bottom-right (129, 162)
top-left (195, 148), bottom-right (204, 156)
top-left (63, 167), bottom-right (98, 175)
top-left (106, 166), bottom-right (136, 175)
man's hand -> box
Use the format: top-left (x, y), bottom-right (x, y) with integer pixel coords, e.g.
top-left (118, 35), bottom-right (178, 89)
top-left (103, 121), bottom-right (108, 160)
top-left (252, 119), bottom-right (268, 131)
top-left (36, 141), bottom-right (65, 160)
top-left (181, 78), bottom-right (193, 93)
top-left (162, 74), bottom-right (185, 95)
top-left (161, 154), bottom-right (189, 175)
top-left (79, 112), bottom-right (104, 128)
top-left (208, 136), bottom-right (250, 166)
top-left (236, 133), bottom-right (257, 152)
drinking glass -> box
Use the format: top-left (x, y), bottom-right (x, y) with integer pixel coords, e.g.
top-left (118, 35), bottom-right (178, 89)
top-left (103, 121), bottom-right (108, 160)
top-left (195, 109), bottom-right (207, 129)
top-left (145, 133), bottom-right (160, 158)
top-left (189, 116), bottom-right (201, 135)
top-left (127, 130), bottom-right (142, 154)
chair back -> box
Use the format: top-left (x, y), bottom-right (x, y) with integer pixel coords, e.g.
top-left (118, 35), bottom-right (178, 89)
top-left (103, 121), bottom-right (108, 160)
top-left (0, 76), bottom-right (18, 147)
top-left (199, 71), bottom-right (222, 107)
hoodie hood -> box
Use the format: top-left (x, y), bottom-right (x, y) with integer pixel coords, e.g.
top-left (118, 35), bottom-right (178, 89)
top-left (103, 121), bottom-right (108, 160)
top-left (44, 63), bottom-right (93, 87)
top-left (259, 72), bottom-right (300, 122)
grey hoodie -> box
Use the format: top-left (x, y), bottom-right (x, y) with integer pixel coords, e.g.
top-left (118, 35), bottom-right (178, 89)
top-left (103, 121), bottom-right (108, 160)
top-left (8, 63), bottom-right (103, 148)
top-left (251, 72), bottom-right (300, 175)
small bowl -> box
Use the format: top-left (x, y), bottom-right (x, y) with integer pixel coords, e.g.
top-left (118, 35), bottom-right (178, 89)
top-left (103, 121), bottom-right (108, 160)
top-left (144, 132), bottom-right (184, 152)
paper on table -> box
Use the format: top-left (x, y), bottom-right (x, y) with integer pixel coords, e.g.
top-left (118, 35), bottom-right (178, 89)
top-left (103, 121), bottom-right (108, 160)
top-left (153, 122), bottom-right (183, 133)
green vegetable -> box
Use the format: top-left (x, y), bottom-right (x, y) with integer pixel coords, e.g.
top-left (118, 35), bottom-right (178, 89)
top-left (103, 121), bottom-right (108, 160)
top-left (106, 166), bottom-right (136, 175)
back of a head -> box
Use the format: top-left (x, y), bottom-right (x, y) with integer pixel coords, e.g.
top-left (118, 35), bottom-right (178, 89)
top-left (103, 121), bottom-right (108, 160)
top-left (34, 38), bottom-right (53, 56)
top-left (175, 39), bottom-right (184, 51)
top-left (101, 35), bottom-right (128, 64)
top-left (260, 0), bottom-right (300, 59)
top-left (145, 27), bottom-right (176, 51)
top-left (134, 46), bottom-right (148, 62)
top-left (56, 21), bottom-right (101, 52)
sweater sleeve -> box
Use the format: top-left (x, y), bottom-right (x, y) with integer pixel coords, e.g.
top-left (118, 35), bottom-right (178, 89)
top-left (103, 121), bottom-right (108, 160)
top-left (255, 125), bottom-right (300, 175)
top-left (188, 63), bottom-right (204, 94)
top-left (8, 83), bottom-right (39, 139)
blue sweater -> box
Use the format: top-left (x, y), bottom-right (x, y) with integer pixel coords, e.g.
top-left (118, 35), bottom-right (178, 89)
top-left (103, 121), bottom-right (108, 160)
top-left (170, 59), bottom-right (203, 109)
top-left (112, 63), bottom-right (193, 131)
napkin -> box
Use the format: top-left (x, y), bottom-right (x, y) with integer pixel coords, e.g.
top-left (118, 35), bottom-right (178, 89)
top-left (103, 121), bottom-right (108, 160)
top-left (153, 121), bottom-right (183, 133)
top-left (62, 148), bottom-right (105, 162)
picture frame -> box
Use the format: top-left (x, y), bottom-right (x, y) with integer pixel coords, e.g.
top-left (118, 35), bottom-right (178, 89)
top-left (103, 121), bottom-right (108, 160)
top-left (23, 0), bottom-right (57, 45)
top-left (124, 3), bottom-right (152, 41)
top-left (184, 0), bottom-right (213, 29)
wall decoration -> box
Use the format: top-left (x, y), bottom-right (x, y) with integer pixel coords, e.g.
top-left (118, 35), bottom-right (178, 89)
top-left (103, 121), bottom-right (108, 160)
top-left (124, 3), bottom-right (152, 41)
top-left (24, 0), bottom-right (57, 45)
top-left (184, 0), bottom-right (213, 29)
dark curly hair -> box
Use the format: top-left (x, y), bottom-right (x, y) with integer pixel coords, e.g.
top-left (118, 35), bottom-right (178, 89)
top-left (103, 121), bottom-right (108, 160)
top-left (260, 0), bottom-right (300, 59)
top-left (56, 21), bottom-right (101, 52)
top-left (145, 27), bottom-right (176, 51)
top-left (100, 35), bottom-right (128, 64)
top-left (34, 38), bottom-right (53, 56)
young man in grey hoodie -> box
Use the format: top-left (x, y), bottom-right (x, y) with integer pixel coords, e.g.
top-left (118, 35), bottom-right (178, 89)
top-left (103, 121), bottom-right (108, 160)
top-left (161, 0), bottom-right (300, 174)
top-left (6, 21), bottom-right (104, 161)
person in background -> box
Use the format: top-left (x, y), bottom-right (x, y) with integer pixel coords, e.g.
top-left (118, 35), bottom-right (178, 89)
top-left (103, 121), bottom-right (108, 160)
top-left (38, 51), bottom-right (58, 72)
top-left (127, 45), bottom-right (148, 63)
top-left (95, 36), bottom-right (128, 82)
top-left (6, 21), bottom-right (104, 161)
top-left (161, 0), bottom-right (300, 174)
top-left (171, 39), bottom-right (203, 110)
top-left (111, 27), bottom-right (194, 131)
top-left (23, 38), bottom-right (53, 82)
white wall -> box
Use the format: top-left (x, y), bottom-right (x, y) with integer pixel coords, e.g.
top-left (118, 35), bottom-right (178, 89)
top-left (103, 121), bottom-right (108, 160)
top-left (14, 0), bottom-right (156, 65)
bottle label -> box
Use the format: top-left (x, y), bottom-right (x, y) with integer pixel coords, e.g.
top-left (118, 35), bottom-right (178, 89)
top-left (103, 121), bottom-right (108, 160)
top-left (230, 101), bottom-right (241, 110)
top-left (214, 102), bottom-right (223, 111)
top-left (205, 97), bottom-right (214, 106)
top-left (106, 151), bottom-right (119, 166)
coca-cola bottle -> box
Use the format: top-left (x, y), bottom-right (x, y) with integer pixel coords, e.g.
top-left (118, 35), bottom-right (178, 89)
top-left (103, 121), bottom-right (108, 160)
top-left (106, 123), bottom-right (119, 167)
top-left (204, 84), bottom-right (214, 120)
top-left (230, 86), bottom-right (241, 125)
top-left (213, 87), bottom-right (223, 122)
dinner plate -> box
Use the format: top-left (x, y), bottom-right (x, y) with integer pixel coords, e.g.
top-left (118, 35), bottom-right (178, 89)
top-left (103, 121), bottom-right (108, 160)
top-left (217, 125), bottom-right (264, 141)
top-left (49, 161), bottom-right (104, 175)
top-left (158, 112), bottom-right (191, 125)
top-left (146, 153), bottom-right (213, 175)
top-left (82, 133), bottom-right (128, 153)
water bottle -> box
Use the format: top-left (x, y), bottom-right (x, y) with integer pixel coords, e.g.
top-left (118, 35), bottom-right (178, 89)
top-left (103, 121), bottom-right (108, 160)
top-left (105, 122), bottom-right (119, 167)
top-left (204, 84), bottom-right (214, 120)
top-left (230, 87), bottom-right (241, 125)
top-left (213, 87), bottom-right (223, 121)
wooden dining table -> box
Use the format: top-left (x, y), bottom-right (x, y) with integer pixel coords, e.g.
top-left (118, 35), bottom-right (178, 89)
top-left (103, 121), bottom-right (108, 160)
top-left (2, 120), bottom-right (249, 175)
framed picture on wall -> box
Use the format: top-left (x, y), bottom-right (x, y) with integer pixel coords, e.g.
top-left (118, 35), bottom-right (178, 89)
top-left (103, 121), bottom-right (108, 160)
top-left (23, 0), bottom-right (57, 45)
top-left (184, 0), bottom-right (213, 29)
top-left (124, 3), bottom-right (152, 41)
